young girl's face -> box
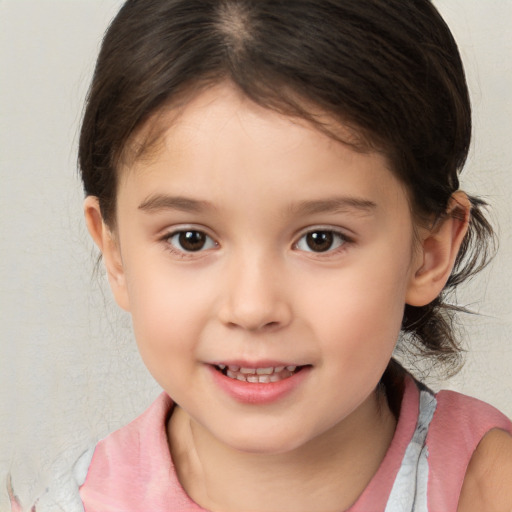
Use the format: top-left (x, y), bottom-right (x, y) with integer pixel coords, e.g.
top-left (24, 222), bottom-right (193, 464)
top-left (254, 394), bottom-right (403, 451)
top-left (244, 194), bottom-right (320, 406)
top-left (105, 83), bottom-right (423, 454)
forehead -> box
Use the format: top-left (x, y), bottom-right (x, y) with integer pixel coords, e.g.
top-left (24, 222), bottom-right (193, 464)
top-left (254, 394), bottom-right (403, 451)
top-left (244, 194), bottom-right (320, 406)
top-left (121, 82), bottom-right (375, 169)
top-left (117, 83), bottom-right (410, 219)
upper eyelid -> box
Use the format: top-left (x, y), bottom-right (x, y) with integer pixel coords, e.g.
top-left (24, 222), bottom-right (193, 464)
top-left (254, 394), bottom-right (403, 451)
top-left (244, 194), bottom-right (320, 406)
top-left (293, 225), bottom-right (353, 241)
top-left (161, 225), bottom-right (218, 245)
top-left (161, 224), bottom-right (217, 239)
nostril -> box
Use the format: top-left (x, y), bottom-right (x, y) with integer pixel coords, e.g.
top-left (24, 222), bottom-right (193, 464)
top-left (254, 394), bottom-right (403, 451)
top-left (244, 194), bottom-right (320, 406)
top-left (219, 298), bottom-right (292, 332)
top-left (225, 320), bottom-right (280, 331)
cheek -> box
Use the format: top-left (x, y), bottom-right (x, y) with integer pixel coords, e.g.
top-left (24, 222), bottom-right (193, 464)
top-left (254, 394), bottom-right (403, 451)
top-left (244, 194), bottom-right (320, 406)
top-left (126, 277), bottom-right (205, 392)
top-left (301, 253), bottom-right (411, 355)
top-left (124, 261), bottom-right (210, 355)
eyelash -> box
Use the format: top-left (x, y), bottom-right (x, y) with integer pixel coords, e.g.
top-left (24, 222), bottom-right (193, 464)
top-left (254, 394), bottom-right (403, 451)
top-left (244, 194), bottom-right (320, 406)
top-left (293, 228), bottom-right (351, 256)
top-left (162, 228), bottom-right (217, 258)
top-left (161, 227), bottom-right (352, 258)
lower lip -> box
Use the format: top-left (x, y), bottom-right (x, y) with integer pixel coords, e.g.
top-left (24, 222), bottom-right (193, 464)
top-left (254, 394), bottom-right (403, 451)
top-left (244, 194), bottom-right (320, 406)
top-left (208, 365), bottom-right (311, 405)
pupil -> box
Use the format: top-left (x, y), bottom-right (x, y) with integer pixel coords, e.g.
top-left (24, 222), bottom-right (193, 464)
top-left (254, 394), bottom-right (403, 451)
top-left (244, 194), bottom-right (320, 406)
top-left (307, 231), bottom-right (333, 252)
top-left (179, 231), bottom-right (206, 251)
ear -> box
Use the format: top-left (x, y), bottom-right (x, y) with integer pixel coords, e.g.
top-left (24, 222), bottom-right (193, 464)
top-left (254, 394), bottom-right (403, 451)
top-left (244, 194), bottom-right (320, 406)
top-left (84, 196), bottom-right (130, 311)
top-left (406, 191), bottom-right (471, 307)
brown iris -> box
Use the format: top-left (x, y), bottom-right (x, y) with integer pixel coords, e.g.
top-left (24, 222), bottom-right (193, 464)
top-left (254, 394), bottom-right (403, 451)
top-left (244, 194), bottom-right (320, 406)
top-left (305, 231), bottom-right (334, 252)
top-left (178, 231), bottom-right (207, 251)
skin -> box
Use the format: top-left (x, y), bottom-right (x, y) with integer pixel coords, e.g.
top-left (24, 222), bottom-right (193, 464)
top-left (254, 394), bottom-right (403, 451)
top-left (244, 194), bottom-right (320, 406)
top-left (85, 83), bottom-right (512, 511)
top-left (458, 429), bottom-right (512, 512)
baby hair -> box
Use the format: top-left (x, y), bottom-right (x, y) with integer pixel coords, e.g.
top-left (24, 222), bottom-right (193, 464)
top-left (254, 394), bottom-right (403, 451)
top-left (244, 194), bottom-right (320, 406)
top-left (79, 0), bottom-right (494, 379)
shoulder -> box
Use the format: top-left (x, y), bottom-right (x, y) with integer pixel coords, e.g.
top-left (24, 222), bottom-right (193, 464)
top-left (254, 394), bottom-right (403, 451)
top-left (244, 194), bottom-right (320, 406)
top-left (458, 428), bottom-right (512, 511)
top-left (84, 391), bottom-right (172, 474)
top-left (420, 385), bottom-right (512, 511)
top-left (98, 392), bottom-right (172, 447)
top-left (80, 392), bottom-right (177, 508)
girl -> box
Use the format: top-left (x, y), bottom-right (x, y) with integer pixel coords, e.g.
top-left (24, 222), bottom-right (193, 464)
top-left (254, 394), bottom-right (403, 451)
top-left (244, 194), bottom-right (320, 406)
top-left (75, 0), bottom-right (512, 510)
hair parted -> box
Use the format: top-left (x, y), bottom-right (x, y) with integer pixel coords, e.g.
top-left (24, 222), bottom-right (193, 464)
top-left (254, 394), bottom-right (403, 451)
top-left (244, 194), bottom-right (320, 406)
top-left (79, 0), bottom-right (495, 378)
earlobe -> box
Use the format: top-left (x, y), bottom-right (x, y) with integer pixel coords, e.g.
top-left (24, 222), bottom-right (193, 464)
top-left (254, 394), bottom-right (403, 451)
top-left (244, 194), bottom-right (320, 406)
top-left (406, 191), bottom-right (471, 307)
top-left (83, 196), bottom-right (130, 311)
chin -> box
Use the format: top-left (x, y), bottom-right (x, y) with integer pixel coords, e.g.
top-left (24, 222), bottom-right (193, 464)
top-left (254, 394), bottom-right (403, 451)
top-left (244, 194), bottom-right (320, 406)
top-left (218, 427), bottom-right (315, 456)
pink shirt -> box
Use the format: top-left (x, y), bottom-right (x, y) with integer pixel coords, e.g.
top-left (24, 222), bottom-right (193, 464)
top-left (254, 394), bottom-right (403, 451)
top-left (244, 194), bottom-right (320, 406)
top-left (80, 376), bottom-right (512, 511)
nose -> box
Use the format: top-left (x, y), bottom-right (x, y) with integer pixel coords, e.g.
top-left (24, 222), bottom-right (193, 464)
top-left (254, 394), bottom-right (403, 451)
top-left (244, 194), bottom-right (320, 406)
top-left (217, 251), bottom-right (292, 332)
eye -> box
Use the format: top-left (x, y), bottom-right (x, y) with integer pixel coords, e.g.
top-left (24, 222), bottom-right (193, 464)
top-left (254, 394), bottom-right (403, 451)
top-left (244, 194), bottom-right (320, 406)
top-left (167, 230), bottom-right (217, 253)
top-left (295, 230), bottom-right (347, 253)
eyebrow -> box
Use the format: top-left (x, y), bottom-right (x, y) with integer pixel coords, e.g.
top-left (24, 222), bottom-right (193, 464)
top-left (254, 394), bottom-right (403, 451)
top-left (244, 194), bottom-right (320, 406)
top-left (138, 194), bottom-right (215, 213)
top-left (138, 194), bottom-right (377, 217)
top-left (289, 197), bottom-right (377, 216)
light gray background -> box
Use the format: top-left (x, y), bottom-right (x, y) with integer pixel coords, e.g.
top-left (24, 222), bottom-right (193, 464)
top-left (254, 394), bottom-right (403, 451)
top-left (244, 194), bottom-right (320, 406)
top-left (1, 0), bottom-right (511, 509)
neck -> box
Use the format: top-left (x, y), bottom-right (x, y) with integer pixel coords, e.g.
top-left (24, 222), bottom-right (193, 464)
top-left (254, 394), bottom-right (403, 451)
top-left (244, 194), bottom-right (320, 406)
top-left (168, 390), bottom-right (396, 512)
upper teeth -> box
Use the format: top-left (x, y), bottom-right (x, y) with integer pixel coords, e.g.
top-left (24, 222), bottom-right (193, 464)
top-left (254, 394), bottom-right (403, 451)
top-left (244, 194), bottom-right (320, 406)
top-left (223, 365), bottom-right (296, 374)
top-left (223, 364), bottom-right (301, 384)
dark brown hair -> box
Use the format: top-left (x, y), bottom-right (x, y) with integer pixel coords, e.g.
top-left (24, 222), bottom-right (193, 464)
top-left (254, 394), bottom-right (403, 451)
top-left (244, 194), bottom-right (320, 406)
top-left (79, 0), bottom-right (495, 377)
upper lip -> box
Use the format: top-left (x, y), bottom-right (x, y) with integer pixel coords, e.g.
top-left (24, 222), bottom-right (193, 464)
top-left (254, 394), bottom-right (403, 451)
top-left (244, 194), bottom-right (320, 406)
top-left (209, 360), bottom-right (306, 368)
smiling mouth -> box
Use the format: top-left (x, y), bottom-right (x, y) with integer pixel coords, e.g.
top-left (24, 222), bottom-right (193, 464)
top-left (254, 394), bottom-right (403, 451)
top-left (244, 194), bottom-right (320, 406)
top-left (214, 364), bottom-right (305, 383)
